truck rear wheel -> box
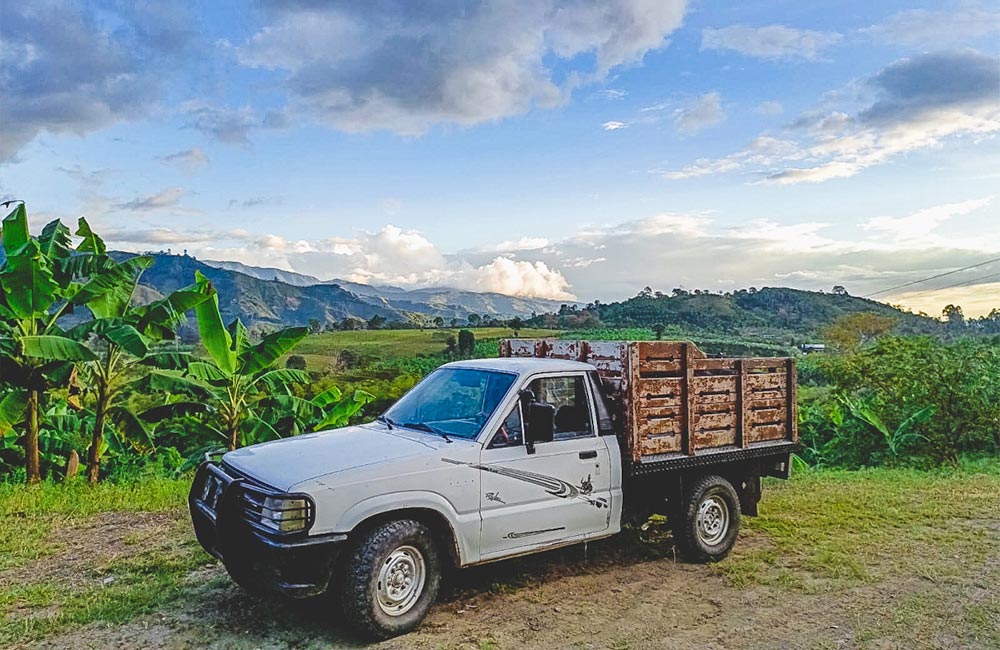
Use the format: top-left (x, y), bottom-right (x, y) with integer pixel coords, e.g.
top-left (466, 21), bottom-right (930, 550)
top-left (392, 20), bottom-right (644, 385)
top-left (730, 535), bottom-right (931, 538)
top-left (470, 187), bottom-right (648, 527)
top-left (672, 474), bottom-right (741, 563)
top-left (340, 519), bottom-right (441, 640)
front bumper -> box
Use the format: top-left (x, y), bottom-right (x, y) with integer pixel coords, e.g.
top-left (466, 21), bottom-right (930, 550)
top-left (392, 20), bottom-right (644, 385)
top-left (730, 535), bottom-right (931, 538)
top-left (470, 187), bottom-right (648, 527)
top-left (189, 461), bottom-right (347, 598)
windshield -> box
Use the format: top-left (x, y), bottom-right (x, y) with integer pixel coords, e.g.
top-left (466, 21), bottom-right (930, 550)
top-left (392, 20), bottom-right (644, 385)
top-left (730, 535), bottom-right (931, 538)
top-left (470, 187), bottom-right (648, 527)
top-left (382, 368), bottom-right (517, 440)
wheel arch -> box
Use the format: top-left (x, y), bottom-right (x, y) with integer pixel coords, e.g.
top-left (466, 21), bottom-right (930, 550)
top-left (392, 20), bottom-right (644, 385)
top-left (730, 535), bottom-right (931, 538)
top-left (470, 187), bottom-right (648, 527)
top-left (337, 493), bottom-right (473, 566)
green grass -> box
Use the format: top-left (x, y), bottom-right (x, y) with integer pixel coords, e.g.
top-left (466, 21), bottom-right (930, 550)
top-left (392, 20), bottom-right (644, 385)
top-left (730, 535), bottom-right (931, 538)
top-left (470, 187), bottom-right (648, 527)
top-left (290, 327), bottom-right (559, 371)
top-left (714, 464), bottom-right (1000, 590)
top-left (2, 466), bottom-right (998, 646)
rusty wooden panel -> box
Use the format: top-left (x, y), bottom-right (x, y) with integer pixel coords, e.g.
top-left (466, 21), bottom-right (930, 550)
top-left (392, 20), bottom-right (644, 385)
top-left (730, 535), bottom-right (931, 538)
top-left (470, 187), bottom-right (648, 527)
top-left (746, 397), bottom-right (787, 410)
top-left (694, 427), bottom-right (737, 449)
top-left (690, 376), bottom-right (738, 405)
top-left (636, 377), bottom-right (683, 404)
top-left (737, 359), bottom-right (748, 449)
top-left (787, 359), bottom-right (798, 442)
top-left (693, 402), bottom-right (736, 417)
top-left (637, 415), bottom-right (682, 437)
top-left (692, 358), bottom-right (738, 373)
top-left (748, 407), bottom-right (786, 426)
top-left (586, 340), bottom-right (627, 377)
top-left (634, 341), bottom-right (707, 376)
top-left (744, 358), bottom-right (790, 372)
top-left (626, 342), bottom-right (643, 463)
top-left (546, 339), bottom-right (584, 361)
top-left (640, 433), bottom-right (683, 455)
top-left (502, 339), bottom-right (536, 358)
top-left (748, 423), bottom-right (787, 442)
top-left (746, 373), bottom-right (787, 392)
top-left (682, 343), bottom-right (694, 455)
top-left (639, 405), bottom-right (683, 420)
top-left (693, 411), bottom-right (737, 431)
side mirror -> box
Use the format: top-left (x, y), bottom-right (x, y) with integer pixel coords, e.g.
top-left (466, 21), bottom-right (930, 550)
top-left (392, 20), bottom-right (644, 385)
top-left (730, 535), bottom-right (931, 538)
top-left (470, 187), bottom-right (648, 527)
top-left (524, 401), bottom-right (555, 455)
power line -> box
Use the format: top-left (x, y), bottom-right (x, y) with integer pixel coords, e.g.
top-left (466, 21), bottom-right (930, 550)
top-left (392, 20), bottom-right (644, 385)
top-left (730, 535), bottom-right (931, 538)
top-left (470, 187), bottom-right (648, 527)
top-left (864, 255), bottom-right (1000, 298)
top-left (897, 270), bottom-right (1000, 300)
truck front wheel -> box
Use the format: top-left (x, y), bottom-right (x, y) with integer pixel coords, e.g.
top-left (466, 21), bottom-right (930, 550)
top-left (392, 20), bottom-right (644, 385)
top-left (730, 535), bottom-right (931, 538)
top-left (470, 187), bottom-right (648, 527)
top-left (340, 519), bottom-right (442, 639)
top-left (672, 474), bottom-right (741, 563)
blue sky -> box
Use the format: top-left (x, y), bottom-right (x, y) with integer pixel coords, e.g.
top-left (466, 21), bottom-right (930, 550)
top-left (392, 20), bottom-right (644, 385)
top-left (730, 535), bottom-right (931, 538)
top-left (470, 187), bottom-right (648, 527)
top-left (2, 1), bottom-right (999, 315)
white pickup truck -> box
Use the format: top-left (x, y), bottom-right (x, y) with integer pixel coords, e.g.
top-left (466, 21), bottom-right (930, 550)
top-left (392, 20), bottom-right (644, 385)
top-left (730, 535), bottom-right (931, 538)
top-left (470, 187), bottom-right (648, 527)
top-left (190, 339), bottom-right (797, 639)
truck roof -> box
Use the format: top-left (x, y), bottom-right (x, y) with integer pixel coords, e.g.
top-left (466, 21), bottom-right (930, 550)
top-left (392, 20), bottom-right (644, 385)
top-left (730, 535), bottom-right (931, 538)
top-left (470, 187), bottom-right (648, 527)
top-left (441, 357), bottom-right (594, 375)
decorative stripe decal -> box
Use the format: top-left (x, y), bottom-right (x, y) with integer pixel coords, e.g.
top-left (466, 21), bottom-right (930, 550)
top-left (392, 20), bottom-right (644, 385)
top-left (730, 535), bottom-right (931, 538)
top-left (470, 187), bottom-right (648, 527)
top-left (443, 458), bottom-right (608, 509)
top-left (503, 527), bottom-right (566, 539)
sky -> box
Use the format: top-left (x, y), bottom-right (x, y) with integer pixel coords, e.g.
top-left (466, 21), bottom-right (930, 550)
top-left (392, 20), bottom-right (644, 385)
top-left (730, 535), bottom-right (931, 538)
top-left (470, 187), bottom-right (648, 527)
top-left (2, 0), bottom-right (999, 316)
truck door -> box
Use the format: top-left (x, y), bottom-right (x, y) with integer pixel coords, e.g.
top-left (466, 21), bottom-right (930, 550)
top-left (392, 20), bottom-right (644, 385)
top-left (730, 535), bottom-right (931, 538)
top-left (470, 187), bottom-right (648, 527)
top-left (478, 373), bottom-right (613, 559)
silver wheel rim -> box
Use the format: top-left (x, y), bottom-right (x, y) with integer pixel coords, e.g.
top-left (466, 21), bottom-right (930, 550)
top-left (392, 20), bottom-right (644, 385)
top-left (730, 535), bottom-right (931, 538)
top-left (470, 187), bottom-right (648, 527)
top-left (376, 545), bottom-right (426, 616)
top-left (696, 495), bottom-right (730, 546)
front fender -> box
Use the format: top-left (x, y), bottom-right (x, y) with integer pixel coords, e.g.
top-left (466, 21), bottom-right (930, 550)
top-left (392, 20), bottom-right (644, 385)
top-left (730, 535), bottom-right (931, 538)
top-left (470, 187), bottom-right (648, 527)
top-left (334, 490), bottom-right (480, 565)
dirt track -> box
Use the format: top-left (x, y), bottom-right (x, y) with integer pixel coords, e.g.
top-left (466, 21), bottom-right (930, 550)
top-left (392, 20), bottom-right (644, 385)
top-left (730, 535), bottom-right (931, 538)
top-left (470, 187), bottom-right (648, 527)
top-left (16, 512), bottom-right (1000, 650)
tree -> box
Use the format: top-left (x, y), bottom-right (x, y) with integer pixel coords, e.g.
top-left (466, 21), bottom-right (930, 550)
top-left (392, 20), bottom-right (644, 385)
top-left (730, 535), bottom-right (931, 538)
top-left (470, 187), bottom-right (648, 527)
top-left (450, 318), bottom-right (461, 328)
top-left (458, 329), bottom-right (475, 357)
top-left (467, 313), bottom-right (481, 327)
top-left (367, 314), bottom-right (386, 330)
top-left (285, 354), bottom-right (307, 370)
top-left (942, 304), bottom-right (965, 331)
top-left (0, 205), bottom-right (102, 482)
top-left (308, 318), bottom-right (322, 334)
top-left (171, 271), bottom-right (310, 450)
top-left (433, 316), bottom-right (444, 328)
top-left (653, 323), bottom-right (665, 340)
top-left (67, 222), bottom-right (214, 482)
top-left (509, 317), bottom-right (524, 337)
top-left (832, 285), bottom-right (848, 295)
top-left (444, 335), bottom-right (457, 357)
top-left (822, 312), bottom-right (896, 352)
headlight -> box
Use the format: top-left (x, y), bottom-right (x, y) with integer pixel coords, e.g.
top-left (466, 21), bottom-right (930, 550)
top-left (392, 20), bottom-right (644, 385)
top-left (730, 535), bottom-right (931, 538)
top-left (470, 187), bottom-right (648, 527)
top-left (259, 495), bottom-right (313, 534)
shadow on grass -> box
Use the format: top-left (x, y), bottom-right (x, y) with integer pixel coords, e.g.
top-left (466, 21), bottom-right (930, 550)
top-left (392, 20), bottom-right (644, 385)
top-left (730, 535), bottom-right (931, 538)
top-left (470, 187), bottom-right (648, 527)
top-left (177, 522), bottom-right (678, 646)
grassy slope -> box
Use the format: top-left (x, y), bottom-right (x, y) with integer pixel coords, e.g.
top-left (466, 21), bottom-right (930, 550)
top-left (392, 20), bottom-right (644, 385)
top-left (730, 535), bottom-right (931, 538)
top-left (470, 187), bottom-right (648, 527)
top-left (288, 327), bottom-right (559, 371)
top-left (1, 465), bottom-right (998, 646)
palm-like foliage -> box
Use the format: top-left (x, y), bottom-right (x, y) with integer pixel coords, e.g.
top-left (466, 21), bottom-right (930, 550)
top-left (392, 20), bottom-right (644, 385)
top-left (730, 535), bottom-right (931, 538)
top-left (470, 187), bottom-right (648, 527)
top-left (63, 222), bottom-right (215, 482)
top-left (162, 271), bottom-right (311, 450)
top-left (0, 204), bottom-right (98, 482)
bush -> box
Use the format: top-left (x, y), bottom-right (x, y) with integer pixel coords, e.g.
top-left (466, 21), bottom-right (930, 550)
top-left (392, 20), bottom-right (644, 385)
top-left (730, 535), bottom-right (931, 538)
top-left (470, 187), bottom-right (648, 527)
top-left (285, 354), bottom-right (307, 370)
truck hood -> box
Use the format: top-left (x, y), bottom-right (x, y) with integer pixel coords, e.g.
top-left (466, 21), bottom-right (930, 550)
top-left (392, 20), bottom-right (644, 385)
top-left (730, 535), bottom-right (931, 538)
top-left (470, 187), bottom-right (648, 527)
top-left (221, 423), bottom-right (452, 492)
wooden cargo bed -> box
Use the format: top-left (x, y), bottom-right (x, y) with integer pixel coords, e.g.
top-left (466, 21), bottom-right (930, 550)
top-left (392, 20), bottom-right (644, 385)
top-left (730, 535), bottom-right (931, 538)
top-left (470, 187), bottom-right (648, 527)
top-left (499, 339), bottom-right (797, 464)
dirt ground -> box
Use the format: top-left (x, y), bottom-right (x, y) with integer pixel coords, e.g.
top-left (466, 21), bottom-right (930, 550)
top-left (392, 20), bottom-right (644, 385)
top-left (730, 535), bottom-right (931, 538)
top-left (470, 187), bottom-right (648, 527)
top-left (7, 507), bottom-right (999, 650)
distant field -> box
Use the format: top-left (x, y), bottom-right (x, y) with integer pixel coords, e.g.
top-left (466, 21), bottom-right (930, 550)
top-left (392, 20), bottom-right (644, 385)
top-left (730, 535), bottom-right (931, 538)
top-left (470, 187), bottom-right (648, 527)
top-left (288, 327), bottom-right (560, 371)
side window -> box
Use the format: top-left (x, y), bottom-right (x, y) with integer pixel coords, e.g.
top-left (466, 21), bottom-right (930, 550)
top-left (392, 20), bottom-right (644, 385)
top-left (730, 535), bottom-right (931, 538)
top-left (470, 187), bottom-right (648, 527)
top-left (528, 376), bottom-right (593, 441)
top-left (489, 404), bottom-right (524, 448)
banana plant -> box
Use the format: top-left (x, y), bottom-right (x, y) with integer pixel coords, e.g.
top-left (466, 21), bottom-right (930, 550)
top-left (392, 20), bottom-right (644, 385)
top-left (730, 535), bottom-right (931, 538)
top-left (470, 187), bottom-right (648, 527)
top-left (162, 271), bottom-right (310, 450)
top-left (0, 203), bottom-right (98, 482)
top-left (64, 222), bottom-right (215, 483)
top-left (838, 395), bottom-right (935, 461)
top-left (260, 384), bottom-right (376, 438)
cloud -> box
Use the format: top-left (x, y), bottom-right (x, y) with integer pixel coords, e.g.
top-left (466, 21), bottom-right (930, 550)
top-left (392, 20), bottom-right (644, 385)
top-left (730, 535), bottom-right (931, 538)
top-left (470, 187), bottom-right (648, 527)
top-left (90, 197), bottom-right (1000, 313)
top-left (701, 24), bottom-right (841, 60)
top-left (228, 196), bottom-right (283, 209)
top-left (673, 92), bottom-right (726, 134)
top-left (236, 1), bottom-right (687, 135)
top-left (0, 1), bottom-right (196, 162)
top-left (598, 89), bottom-right (628, 100)
top-left (864, 7), bottom-right (1000, 46)
top-left (665, 50), bottom-right (1000, 184)
top-left (160, 148), bottom-right (208, 173)
top-left (113, 187), bottom-right (188, 212)
top-left (602, 121), bottom-right (628, 131)
top-left (755, 101), bottom-right (784, 115)
top-left (56, 165), bottom-right (112, 188)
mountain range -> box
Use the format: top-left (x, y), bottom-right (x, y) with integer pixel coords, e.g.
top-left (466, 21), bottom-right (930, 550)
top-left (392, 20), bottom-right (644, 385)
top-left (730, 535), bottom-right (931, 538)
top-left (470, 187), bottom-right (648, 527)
top-left (126, 253), bottom-right (573, 330)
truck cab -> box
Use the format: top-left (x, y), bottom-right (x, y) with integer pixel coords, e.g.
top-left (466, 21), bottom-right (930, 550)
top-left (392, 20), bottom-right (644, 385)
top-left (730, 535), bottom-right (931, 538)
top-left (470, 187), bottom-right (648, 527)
top-left (190, 345), bottom-right (795, 640)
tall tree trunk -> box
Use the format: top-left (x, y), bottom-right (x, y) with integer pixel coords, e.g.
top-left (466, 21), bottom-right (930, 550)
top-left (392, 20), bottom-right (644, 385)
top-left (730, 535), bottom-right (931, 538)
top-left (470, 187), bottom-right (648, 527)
top-left (87, 391), bottom-right (109, 484)
top-left (25, 389), bottom-right (41, 484)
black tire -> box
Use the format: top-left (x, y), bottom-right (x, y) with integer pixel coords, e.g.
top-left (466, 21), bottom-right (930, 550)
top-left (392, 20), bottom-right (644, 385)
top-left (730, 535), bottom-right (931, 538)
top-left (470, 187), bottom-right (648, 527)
top-left (340, 519), bottom-right (442, 640)
top-left (671, 474), bottom-right (741, 563)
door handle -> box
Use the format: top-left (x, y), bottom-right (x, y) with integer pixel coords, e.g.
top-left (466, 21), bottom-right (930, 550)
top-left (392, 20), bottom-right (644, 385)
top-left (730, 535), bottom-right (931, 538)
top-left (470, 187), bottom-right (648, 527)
top-left (579, 450), bottom-right (598, 459)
